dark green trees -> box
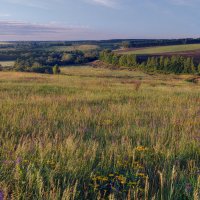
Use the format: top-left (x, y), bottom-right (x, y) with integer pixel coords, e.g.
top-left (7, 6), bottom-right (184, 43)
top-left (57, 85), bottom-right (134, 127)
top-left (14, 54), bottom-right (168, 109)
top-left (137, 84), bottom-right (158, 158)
top-left (112, 54), bottom-right (120, 66)
top-left (119, 55), bottom-right (128, 67)
top-left (127, 55), bottom-right (137, 67)
top-left (182, 57), bottom-right (195, 74)
top-left (198, 63), bottom-right (200, 74)
top-left (99, 50), bottom-right (198, 74)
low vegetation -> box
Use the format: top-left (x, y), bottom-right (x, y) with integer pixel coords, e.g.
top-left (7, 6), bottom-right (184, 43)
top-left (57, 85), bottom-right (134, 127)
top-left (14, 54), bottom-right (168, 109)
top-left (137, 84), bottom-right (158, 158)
top-left (0, 67), bottom-right (199, 199)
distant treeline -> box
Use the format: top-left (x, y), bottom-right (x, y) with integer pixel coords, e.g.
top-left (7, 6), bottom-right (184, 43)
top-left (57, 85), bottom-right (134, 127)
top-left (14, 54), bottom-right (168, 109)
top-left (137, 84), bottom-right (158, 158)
top-left (100, 50), bottom-right (200, 74)
top-left (122, 38), bottom-right (200, 48)
top-left (4, 38), bottom-right (200, 50)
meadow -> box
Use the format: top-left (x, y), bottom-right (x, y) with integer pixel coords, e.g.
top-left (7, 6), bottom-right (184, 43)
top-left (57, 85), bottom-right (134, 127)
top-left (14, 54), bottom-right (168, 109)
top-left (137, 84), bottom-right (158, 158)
top-left (47, 45), bottom-right (100, 52)
top-left (0, 42), bottom-right (13, 45)
top-left (0, 67), bottom-right (199, 199)
top-left (120, 44), bottom-right (200, 55)
top-left (0, 61), bottom-right (15, 67)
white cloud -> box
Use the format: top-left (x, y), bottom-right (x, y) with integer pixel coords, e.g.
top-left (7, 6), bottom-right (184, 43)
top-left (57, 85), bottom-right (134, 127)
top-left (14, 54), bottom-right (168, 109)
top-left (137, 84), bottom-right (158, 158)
top-left (85, 0), bottom-right (120, 8)
top-left (2, 0), bottom-right (51, 9)
top-left (169, 0), bottom-right (200, 6)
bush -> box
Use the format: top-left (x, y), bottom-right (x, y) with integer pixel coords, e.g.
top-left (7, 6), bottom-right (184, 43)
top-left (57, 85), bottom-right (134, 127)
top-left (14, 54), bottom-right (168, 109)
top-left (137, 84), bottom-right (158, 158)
top-left (30, 66), bottom-right (53, 74)
top-left (53, 65), bottom-right (61, 74)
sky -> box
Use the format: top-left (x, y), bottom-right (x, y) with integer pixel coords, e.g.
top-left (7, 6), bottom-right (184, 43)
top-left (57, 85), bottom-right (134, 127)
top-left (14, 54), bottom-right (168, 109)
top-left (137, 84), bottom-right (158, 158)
top-left (0, 0), bottom-right (200, 41)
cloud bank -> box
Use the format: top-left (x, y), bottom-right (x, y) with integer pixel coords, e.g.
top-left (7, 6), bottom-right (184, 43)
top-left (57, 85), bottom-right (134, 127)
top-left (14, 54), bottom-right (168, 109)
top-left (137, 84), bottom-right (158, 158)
top-left (0, 20), bottom-right (124, 41)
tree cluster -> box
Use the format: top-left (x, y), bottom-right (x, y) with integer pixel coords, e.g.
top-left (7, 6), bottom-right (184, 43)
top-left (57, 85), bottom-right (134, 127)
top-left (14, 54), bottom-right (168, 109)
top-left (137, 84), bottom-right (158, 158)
top-left (99, 50), bottom-right (200, 74)
top-left (12, 50), bottom-right (98, 74)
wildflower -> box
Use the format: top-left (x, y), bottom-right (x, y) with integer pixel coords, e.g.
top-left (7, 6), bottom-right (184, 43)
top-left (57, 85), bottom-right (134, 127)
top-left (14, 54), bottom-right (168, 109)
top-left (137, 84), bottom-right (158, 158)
top-left (116, 175), bottom-right (126, 183)
top-left (103, 119), bottom-right (112, 126)
top-left (0, 190), bottom-right (4, 200)
top-left (137, 173), bottom-right (145, 177)
top-left (16, 157), bottom-right (22, 165)
top-left (109, 174), bottom-right (114, 177)
top-left (135, 146), bottom-right (148, 152)
top-left (92, 177), bottom-right (97, 181)
top-left (101, 177), bottom-right (108, 181)
top-left (96, 176), bottom-right (103, 180)
top-left (138, 173), bottom-right (145, 176)
top-left (185, 183), bottom-right (192, 194)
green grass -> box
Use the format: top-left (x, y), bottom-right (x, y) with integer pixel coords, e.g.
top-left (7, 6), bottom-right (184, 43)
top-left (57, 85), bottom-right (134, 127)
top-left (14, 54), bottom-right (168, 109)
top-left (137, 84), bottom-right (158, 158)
top-left (0, 61), bottom-right (15, 67)
top-left (0, 67), bottom-right (199, 199)
top-left (47, 44), bottom-right (100, 52)
top-left (121, 44), bottom-right (200, 55)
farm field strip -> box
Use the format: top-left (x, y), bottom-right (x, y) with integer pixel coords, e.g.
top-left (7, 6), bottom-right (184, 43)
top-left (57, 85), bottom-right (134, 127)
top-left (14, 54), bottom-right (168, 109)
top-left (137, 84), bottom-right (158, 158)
top-left (120, 44), bottom-right (200, 55)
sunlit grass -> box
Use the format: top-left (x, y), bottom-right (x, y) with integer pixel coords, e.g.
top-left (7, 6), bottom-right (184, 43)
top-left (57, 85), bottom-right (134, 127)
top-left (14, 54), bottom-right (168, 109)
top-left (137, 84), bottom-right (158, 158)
top-left (0, 61), bottom-right (15, 67)
top-left (0, 67), bottom-right (199, 199)
top-left (47, 44), bottom-right (100, 52)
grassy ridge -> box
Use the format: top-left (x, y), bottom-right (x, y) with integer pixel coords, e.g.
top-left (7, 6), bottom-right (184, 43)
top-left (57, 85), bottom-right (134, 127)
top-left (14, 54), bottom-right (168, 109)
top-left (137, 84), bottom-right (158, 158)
top-left (122, 44), bottom-right (200, 55)
top-left (0, 67), bottom-right (199, 199)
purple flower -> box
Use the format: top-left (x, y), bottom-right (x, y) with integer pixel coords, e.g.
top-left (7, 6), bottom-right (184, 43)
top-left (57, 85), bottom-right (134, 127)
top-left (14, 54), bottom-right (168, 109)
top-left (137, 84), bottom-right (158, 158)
top-left (15, 157), bottom-right (22, 165)
top-left (2, 160), bottom-right (14, 165)
top-left (0, 190), bottom-right (4, 200)
top-left (185, 183), bottom-right (192, 193)
top-left (193, 136), bottom-right (200, 141)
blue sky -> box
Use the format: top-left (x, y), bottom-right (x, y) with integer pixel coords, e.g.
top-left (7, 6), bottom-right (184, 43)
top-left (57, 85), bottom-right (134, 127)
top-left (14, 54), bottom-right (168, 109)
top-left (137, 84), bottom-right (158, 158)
top-left (0, 0), bottom-right (200, 40)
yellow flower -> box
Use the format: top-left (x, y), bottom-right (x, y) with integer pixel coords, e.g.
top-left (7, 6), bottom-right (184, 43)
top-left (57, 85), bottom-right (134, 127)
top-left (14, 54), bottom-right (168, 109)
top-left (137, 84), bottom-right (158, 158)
top-left (135, 146), bottom-right (148, 151)
top-left (103, 119), bottom-right (112, 126)
top-left (96, 176), bottom-right (102, 180)
top-left (109, 174), bottom-right (114, 177)
top-left (102, 177), bottom-right (108, 181)
top-left (137, 173), bottom-right (146, 177)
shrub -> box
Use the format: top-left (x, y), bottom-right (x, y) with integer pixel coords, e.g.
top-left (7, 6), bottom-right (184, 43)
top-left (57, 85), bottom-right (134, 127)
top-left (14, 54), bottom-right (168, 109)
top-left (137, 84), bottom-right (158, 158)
top-left (53, 65), bottom-right (61, 74)
top-left (30, 66), bottom-right (53, 74)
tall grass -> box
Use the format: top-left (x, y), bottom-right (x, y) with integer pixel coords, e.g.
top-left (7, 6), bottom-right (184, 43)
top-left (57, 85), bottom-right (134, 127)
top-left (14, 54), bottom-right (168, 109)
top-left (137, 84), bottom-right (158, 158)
top-left (0, 68), bottom-right (199, 199)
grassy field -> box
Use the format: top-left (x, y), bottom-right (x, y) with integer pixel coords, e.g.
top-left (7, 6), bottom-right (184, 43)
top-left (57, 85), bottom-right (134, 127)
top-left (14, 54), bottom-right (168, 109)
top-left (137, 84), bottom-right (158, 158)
top-left (0, 61), bottom-right (15, 67)
top-left (0, 42), bottom-right (13, 45)
top-left (47, 45), bottom-right (100, 52)
top-left (121, 44), bottom-right (200, 55)
top-left (0, 67), bottom-right (199, 199)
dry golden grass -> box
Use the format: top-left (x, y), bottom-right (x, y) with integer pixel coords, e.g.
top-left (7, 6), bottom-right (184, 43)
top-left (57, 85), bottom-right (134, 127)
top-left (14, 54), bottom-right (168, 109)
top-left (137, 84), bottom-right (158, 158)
top-left (0, 67), bottom-right (199, 199)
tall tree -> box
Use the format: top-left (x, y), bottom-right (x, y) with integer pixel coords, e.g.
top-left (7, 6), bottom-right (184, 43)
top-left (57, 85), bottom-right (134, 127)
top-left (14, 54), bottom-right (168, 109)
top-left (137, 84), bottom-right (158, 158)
top-left (127, 55), bottom-right (137, 67)
top-left (119, 55), bottom-right (128, 66)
